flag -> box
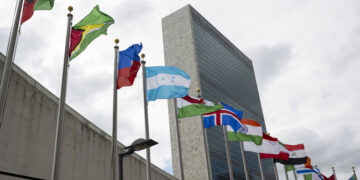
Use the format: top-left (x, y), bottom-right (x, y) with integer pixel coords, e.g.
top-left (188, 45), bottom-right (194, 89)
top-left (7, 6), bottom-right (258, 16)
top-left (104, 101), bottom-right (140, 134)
top-left (297, 164), bottom-right (326, 180)
top-left (297, 168), bottom-right (324, 180)
top-left (288, 157), bottom-right (331, 180)
top-left (274, 143), bottom-right (307, 165)
top-left (284, 156), bottom-right (312, 172)
top-left (146, 66), bottom-right (190, 101)
top-left (349, 174), bottom-right (357, 180)
top-left (244, 133), bottom-right (289, 160)
top-left (327, 174), bottom-right (335, 180)
top-left (21, 0), bottom-right (55, 24)
top-left (177, 95), bottom-right (223, 118)
top-left (203, 103), bottom-right (243, 133)
top-left (117, 43), bottom-right (143, 89)
top-left (303, 173), bottom-right (324, 180)
top-left (227, 119), bottom-right (263, 145)
top-left (285, 164), bottom-right (295, 172)
top-left (69, 5), bottom-right (114, 60)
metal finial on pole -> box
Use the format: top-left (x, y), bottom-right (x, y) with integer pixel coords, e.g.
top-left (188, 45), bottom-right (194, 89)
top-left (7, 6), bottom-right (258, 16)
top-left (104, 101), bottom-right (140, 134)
top-left (141, 53), bottom-right (152, 180)
top-left (115, 38), bottom-right (119, 45)
top-left (51, 6), bottom-right (73, 180)
top-left (68, 6), bottom-right (73, 13)
top-left (196, 88), bottom-right (201, 98)
top-left (0, 0), bottom-right (25, 128)
top-left (111, 38), bottom-right (119, 180)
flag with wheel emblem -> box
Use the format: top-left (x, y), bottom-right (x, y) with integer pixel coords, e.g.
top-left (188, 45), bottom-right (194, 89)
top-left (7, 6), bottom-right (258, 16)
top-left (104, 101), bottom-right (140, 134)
top-left (227, 119), bottom-right (263, 145)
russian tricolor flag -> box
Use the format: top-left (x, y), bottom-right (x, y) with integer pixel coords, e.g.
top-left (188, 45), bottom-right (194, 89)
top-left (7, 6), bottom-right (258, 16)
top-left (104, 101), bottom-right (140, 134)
top-left (117, 43), bottom-right (143, 89)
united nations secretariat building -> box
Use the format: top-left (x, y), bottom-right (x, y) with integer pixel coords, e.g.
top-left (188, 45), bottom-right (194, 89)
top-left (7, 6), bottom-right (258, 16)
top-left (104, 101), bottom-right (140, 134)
top-left (163, 5), bottom-right (275, 180)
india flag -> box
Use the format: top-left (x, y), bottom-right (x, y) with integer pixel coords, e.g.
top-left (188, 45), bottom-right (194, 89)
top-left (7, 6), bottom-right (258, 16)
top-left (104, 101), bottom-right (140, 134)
top-left (227, 119), bottom-right (263, 145)
top-left (177, 96), bottom-right (223, 118)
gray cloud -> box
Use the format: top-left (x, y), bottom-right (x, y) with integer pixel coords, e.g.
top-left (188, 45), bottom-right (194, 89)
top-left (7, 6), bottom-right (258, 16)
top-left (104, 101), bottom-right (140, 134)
top-left (109, 0), bottom-right (154, 33)
top-left (245, 43), bottom-right (293, 87)
top-left (262, 23), bottom-right (360, 179)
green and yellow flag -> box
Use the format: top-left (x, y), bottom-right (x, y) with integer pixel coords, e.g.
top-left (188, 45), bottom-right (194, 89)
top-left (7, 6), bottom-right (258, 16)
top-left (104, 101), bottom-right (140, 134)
top-left (69, 5), bottom-right (114, 60)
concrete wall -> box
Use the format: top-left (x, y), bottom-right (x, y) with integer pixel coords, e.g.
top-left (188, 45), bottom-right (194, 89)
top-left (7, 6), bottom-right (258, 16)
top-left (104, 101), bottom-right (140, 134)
top-left (162, 5), bottom-right (211, 180)
top-left (0, 53), bottom-right (176, 180)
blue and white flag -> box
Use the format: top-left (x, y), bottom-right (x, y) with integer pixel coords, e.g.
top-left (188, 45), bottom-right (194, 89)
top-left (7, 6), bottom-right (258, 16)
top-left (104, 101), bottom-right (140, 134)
top-left (146, 66), bottom-right (191, 101)
top-left (296, 167), bottom-right (324, 180)
top-left (203, 103), bottom-right (244, 133)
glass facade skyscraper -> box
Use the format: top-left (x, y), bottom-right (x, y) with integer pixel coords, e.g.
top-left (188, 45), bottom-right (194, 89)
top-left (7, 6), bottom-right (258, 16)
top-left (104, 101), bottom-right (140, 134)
top-left (163, 5), bottom-right (275, 180)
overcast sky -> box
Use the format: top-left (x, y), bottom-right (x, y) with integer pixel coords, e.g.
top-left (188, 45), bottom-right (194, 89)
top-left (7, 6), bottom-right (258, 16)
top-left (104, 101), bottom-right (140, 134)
top-left (1, 0), bottom-right (360, 179)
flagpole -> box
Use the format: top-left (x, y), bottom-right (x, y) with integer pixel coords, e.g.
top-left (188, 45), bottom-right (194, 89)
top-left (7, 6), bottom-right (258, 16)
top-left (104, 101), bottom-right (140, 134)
top-left (141, 54), bottom-right (152, 180)
top-left (257, 153), bottom-right (265, 180)
top-left (331, 167), bottom-right (336, 180)
top-left (197, 89), bottom-right (212, 180)
top-left (0, 0), bottom-right (24, 127)
top-left (293, 169), bottom-right (298, 180)
top-left (239, 141), bottom-right (250, 180)
top-left (51, 6), bottom-right (73, 180)
top-left (223, 126), bottom-right (234, 180)
top-left (273, 162), bottom-right (279, 180)
top-left (284, 165), bottom-right (289, 180)
top-left (112, 39), bottom-right (119, 180)
top-left (173, 98), bottom-right (185, 180)
top-left (353, 166), bottom-right (357, 180)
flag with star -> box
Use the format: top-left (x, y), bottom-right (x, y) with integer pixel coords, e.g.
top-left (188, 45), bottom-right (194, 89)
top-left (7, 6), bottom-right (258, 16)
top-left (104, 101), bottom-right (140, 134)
top-left (21, 0), bottom-right (55, 24)
top-left (69, 5), bottom-right (114, 60)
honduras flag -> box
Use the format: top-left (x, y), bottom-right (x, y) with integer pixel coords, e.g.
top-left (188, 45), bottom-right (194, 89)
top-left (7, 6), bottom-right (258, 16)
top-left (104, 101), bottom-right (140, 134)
top-left (203, 103), bottom-right (244, 133)
top-left (146, 66), bottom-right (191, 101)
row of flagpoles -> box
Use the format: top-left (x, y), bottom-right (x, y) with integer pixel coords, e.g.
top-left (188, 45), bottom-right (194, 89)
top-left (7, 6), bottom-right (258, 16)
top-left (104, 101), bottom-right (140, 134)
top-left (1, 1), bottom-right (358, 180)
top-left (1, 2), bottom-right (128, 180)
top-left (172, 94), bottom-right (359, 180)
